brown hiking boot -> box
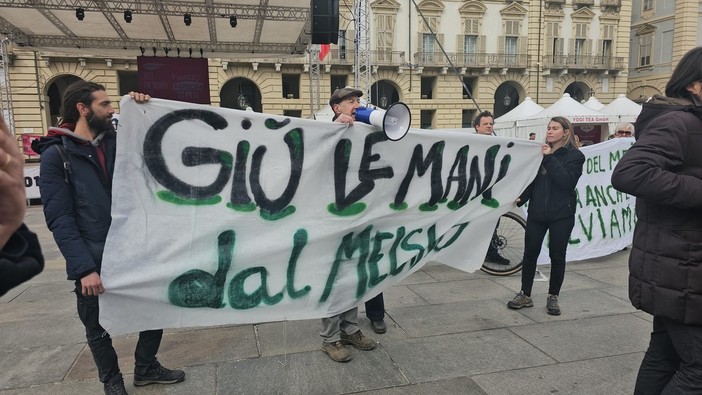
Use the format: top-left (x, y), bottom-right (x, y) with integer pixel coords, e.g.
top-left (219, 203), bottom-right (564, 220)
top-left (546, 294), bottom-right (561, 315)
top-left (507, 291), bottom-right (534, 310)
top-left (340, 330), bottom-right (376, 350)
top-left (322, 341), bottom-right (351, 362)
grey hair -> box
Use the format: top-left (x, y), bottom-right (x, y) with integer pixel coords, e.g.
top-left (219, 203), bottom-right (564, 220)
top-left (615, 122), bottom-right (635, 134)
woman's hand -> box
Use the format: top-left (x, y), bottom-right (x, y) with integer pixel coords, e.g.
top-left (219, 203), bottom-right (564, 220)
top-left (541, 144), bottom-right (552, 156)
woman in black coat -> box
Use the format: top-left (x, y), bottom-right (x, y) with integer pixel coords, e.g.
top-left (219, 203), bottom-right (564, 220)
top-left (507, 116), bottom-right (585, 315)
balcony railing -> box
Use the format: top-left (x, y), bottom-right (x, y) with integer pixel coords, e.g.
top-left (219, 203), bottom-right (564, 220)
top-left (370, 50), bottom-right (405, 66)
top-left (414, 52), bottom-right (530, 68)
top-left (542, 55), bottom-right (626, 70)
top-left (328, 49), bottom-right (354, 65)
top-left (462, 53), bottom-right (529, 68)
top-left (413, 52), bottom-right (450, 67)
top-left (326, 50), bottom-right (405, 66)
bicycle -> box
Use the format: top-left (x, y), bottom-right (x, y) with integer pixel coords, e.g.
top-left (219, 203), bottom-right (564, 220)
top-left (480, 211), bottom-right (527, 276)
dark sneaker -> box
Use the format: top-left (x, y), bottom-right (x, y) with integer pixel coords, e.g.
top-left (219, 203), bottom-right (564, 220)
top-left (322, 340), bottom-right (351, 362)
top-left (340, 330), bottom-right (376, 350)
top-left (370, 320), bottom-right (387, 334)
top-left (485, 253), bottom-right (510, 265)
top-left (133, 361), bottom-right (185, 387)
top-left (547, 294), bottom-right (561, 315)
top-left (507, 291), bottom-right (534, 309)
top-left (104, 374), bottom-right (128, 395)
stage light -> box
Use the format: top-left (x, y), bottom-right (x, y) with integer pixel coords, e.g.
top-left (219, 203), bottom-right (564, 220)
top-left (75, 8), bottom-right (85, 21)
top-left (124, 10), bottom-right (132, 23)
top-left (230, 15), bottom-right (237, 28)
top-left (184, 13), bottom-right (191, 26)
top-left (199, 48), bottom-right (204, 58)
top-left (139, 46), bottom-right (145, 56)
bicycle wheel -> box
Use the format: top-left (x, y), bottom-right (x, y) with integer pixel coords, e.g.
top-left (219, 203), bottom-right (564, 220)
top-left (480, 211), bottom-right (526, 276)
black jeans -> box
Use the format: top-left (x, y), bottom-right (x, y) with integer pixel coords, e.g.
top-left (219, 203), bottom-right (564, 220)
top-left (74, 281), bottom-right (163, 383)
top-left (365, 293), bottom-right (385, 321)
top-left (635, 316), bottom-right (702, 394)
top-left (520, 216), bottom-right (575, 296)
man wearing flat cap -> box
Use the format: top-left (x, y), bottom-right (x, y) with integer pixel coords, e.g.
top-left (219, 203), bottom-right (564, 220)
top-left (319, 87), bottom-right (387, 362)
top-left (329, 87), bottom-right (363, 124)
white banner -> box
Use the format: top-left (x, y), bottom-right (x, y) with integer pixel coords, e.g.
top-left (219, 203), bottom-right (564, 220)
top-left (536, 138), bottom-right (636, 264)
top-left (99, 98), bottom-right (542, 335)
top-left (24, 165), bottom-right (41, 199)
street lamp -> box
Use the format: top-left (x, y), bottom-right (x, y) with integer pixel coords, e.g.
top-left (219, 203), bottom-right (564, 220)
top-left (237, 93), bottom-right (247, 110)
top-left (379, 94), bottom-right (388, 109)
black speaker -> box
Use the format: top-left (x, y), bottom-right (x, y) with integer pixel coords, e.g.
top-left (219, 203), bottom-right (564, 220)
top-left (311, 0), bottom-right (339, 44)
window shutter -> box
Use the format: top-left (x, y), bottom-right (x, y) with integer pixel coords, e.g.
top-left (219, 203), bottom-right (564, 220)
top-left (479, 35), bottom-right (486, 52)
top-left (586, 39), bottom-right (593, 55)
top-left (417, 32), bottom-right (423, 53)
top-left (437, 33), bottom-right (444, 50)
top-left (558, 38), bottom-right (564, 55)
top-left (569, 38), bottom-right (575, 55)
top-left (498, 36), bottom-right (505, 53)
top-left (547, 37), bottom-right (554, 55)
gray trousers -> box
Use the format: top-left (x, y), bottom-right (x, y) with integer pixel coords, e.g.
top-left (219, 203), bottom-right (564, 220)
top-left (320, 307), bottom-right (359, 343)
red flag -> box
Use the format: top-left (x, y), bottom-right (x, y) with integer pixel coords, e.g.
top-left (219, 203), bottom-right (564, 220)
top-left (319, 44), bottom-right (331, 61)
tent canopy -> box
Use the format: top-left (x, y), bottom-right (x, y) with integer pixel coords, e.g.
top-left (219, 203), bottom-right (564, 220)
top-left (601, 94), bottom-right (642, 117)
top-left (0, 0), bottom-right (311, 58)
top-left (531, 93), bottom-right (604, 119)
top-left (583, 96), bottom-right (605, 111)
top-left (494, 96), bottom-right (545, 124)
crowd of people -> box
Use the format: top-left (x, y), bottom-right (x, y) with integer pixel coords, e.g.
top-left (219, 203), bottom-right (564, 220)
top-left (3, 46), bottom-right (702, 394)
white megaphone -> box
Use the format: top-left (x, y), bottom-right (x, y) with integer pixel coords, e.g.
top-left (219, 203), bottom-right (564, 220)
top-left (354, 102), bottom-right (412, 141)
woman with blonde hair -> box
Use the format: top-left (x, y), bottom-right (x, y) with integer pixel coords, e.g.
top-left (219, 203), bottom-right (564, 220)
top-left (507, 116), bottom-right (585, 315)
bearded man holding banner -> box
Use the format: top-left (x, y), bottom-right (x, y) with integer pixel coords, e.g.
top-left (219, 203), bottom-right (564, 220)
top-left (34, 81), bottom-right (184, 395)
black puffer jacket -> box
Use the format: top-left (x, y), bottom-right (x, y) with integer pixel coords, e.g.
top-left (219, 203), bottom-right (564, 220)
top-left (33, 125), bottom-right (115, 280)
top-left (517, 145), bottom-right (585, 222)
top-left (611, 96), bottom-right (702, 325)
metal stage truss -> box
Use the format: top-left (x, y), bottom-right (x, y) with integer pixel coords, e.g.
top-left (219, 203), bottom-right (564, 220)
top-left (0, 0), bottom-right (312, 57)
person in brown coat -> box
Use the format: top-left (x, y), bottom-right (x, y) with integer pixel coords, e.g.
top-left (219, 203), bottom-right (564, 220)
top-left (611, 46), bottom-right (702, 394)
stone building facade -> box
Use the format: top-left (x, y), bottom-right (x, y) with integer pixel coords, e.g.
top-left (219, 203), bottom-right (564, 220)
top-left (627, 0), bottom-right (702, 101)
top-left (1, 0), bottom-right (633, 157)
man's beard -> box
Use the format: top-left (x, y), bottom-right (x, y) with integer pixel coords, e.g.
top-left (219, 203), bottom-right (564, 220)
top-left (86, 109), bottom-right (115, 136)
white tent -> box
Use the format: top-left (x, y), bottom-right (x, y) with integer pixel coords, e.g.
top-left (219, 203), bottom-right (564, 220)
top-left (601, 94), bottom-right (642, 119)
top-left (583, 96), bottom-right (606, 111)
top-left (493, 97), bottom-right (545, 135)
top-left (502, 94), bottom-right (613, 142)
top-left (601, 94), bottom-right (642, 137)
